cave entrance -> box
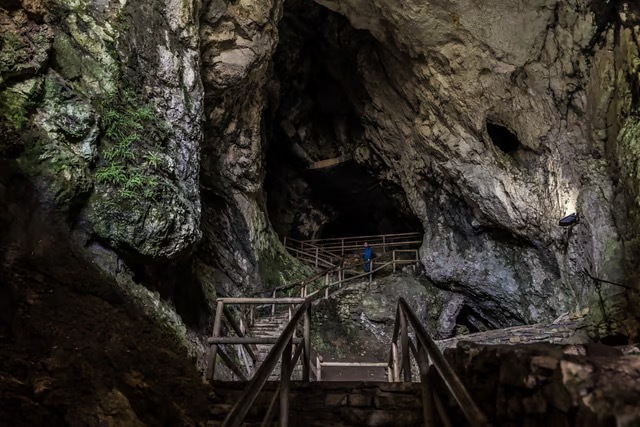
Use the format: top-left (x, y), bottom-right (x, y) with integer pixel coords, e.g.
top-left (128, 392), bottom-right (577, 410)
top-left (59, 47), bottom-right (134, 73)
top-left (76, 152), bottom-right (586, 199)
top-left (264, 0), bottom-right (422, 242)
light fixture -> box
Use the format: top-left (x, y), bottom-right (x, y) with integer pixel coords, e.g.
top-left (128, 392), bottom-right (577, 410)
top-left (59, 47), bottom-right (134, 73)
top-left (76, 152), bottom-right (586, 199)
top-left (559, 213), bottom-right (579, 227)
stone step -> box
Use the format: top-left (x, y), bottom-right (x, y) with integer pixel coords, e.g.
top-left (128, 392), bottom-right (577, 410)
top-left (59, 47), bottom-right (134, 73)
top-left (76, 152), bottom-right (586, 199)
top-left (209, 381), bottom-right (428, 426)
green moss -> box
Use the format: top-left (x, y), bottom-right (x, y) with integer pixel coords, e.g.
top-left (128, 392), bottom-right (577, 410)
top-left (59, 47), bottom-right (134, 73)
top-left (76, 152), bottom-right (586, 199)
top-left (0, 32), bottom-right (30, 78)
top-left (0, 89), bottom-right (31, 131)
top-left (258, 233), bottom-right (311, 288)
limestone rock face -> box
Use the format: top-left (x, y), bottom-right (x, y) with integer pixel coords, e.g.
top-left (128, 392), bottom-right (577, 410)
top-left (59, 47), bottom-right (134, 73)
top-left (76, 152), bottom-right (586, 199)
top-left (199, 0), bottom-right (308, 293)
top-left (1, 0), bottom-right (203, 260)
top-left (291, 0), bottom-right (637, 330)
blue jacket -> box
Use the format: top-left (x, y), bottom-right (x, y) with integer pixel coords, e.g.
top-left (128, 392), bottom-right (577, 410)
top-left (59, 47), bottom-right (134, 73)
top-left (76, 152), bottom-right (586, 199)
top-left (364, 247), bottom-right (374, 260)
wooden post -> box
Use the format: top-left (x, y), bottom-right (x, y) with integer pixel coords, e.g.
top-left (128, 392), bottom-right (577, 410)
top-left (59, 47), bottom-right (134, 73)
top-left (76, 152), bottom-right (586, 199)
top-left (393, 251), bottom-right (397, 273)
top-left (315, 247), bottom-right (319, 267)
top-left (288, 305), bottom-right (293, 322)
top-left (418, 346), bottom-right (436, 427)
top-left (280, 338), bottom-right (292, 427)
top-left (283, 236), bottom-right (288, 248)
top-left (383, 235), bottom-right (387, 254)
top-left (400, 306), bottom-right (411, 382)
top-left (272, 290), bottom-right (276, 318)
top-left (341, 238), bottom-right (344, 255)
top-left (262, 384), bottom-right (281, 427)
top-left (387, 366), bottom-right (392, 382)
top-left (433, 389), bottom-right (454, 427)
top-left (392, 342), bottom-right (399, 382)
top-left (205, 300), bottom-right (225, 381)
top-left (325, 286), bottom-right (329, 299)
top-left (316, 356), bottom-right (322, 381)
top-left (303, 306), bottom-right (311, 381)
top-left (369, 260), bottom-right (374, 283)
top-left (250, 306), bottom-right (254, 326)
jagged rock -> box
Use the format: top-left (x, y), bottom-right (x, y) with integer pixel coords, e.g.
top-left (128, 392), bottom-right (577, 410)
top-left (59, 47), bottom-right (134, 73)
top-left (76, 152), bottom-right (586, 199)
top-left (198, 0), bottom-right (309, 292)
top-left (446, 342), bottom-right (640, 426)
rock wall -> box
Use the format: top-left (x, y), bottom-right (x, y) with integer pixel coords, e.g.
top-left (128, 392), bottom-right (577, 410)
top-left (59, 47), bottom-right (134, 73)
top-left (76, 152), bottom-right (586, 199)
top-left (198, 0), bottom-right (309, 295)
top-left (0, 0), bottom-right (203, 260)
top-left (446, 342), bottom-right (640, 426)
top-left (280, 0), bottom-right (640, 334)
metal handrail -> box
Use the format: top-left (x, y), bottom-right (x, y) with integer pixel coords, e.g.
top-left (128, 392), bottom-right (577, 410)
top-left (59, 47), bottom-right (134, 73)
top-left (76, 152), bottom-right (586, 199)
top-left (222, 299), bottom-right (312, 427)
top-left (392, 298), bottom-right (490, 427)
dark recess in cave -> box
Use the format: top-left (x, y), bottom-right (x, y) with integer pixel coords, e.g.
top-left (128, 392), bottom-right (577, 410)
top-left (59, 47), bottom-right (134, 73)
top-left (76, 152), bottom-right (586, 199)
top-left (264, 0), bottom-right (423, 241)
top-left (455, 305), bottom-right (482, 334)
top-left (487, 121), bottom-right (521, 154)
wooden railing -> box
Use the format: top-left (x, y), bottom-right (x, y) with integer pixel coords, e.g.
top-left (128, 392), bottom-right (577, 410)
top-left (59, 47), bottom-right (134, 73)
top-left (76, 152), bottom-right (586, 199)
top-left (282, 238), bottom-right (341, 268)
top-left (387, 298), bottom-right (490, 427)
top-left (214, 297), bottom-right (490, 427)
top-left (204, 297), bottom-right (309, 383)
top-left (288, 231), bottom-right (423, 256)
top-left (220, 299), bottom-right (312, 427)
top-left (300, 249), bottom-right (419, 299)
top-left (257, 249), bottom-right (419, 309)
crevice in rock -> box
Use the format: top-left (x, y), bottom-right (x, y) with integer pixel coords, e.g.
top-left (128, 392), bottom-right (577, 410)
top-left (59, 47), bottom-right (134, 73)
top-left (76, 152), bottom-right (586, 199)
top-left (486, 121), bottom-right (521, 154)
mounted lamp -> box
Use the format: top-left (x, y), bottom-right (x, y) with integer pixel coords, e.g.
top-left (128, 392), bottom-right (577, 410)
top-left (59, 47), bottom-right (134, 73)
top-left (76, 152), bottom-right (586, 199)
top-left (559, 213), bottom-right (579, 227)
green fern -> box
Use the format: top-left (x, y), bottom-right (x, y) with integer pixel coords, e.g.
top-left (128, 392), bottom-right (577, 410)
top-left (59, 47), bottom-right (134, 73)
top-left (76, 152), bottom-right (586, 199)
top-left (145, 152), bottom-right (161, 168)
top-left (95, 164), bottom-right (126, 185)
top-left (95, 88), bottom-right (171, 200)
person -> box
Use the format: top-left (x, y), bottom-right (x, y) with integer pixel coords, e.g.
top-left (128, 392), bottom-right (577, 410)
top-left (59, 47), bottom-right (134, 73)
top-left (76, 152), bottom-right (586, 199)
top-left (363, 242), bottom-right (374, 273)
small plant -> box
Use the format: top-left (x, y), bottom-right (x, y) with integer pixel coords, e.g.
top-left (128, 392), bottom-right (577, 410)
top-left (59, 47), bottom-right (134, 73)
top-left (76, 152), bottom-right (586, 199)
top-left (95, 87), bottom-right (170, 201)
top-left (145, 152), bottom-right (161, 168)
top-left (95, 164), bottom-right (127, 185)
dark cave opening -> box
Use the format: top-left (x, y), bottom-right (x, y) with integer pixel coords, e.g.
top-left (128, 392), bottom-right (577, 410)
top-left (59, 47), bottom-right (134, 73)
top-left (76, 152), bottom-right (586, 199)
top-left (487, 121), bottom-right (521, 154)
top-left (264, 0), bottom-right (422, 241)
top-left (454, 305), bottom-right (487, 335)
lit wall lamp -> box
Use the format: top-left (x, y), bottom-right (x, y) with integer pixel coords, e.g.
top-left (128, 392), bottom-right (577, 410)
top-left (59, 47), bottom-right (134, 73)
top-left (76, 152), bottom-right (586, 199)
top-left (559, 213), bottom-right (579, 227)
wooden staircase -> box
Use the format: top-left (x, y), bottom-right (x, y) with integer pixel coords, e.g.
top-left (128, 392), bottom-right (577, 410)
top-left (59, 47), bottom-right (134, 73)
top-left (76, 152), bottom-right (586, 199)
top-left (248, 309), bottom-right (300, 381)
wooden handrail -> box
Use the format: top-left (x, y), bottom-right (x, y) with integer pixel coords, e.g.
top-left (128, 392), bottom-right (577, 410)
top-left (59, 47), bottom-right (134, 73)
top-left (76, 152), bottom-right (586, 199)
top-left (222, 300), bottom-right (312, 427)
top-left (308, 231), bottom-right (422, 244)
top-left (218, 297), bottom-right (306, 305)
top-left (395, 298), bottom-right (489, 427)
top-left (223, 306), bottom-right (257, 363)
